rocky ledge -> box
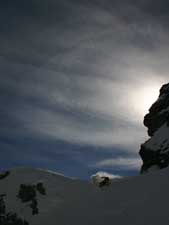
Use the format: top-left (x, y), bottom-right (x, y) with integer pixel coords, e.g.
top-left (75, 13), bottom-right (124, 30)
top-left (139, 83), bottom-right (169, 173)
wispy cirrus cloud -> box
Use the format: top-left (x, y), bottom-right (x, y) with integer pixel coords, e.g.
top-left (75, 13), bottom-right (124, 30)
top-left (0, 0), bottom-right (169, 178)
top-left (94, 157), bottom-right (142, 170)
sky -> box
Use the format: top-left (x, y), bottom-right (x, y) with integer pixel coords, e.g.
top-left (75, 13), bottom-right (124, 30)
top-left (0, 0), bottom-right (169, 179)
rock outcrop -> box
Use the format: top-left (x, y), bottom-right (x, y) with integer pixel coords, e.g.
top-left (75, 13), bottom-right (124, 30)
top-left (17, 183), bottom-right (46, 215)
top-left (140, 83), bottom-right (169, 173)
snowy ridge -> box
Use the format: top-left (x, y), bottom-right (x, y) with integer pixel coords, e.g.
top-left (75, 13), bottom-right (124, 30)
top-left (1, 167), bottom-right (169, 225)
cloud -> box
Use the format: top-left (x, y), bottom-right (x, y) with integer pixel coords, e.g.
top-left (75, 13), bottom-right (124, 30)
top-left (0, 0), bottom-right (169, 176)
top-left (91, 171), bottom-right (122, 179)
top-left (94, 157), bottom-right (142, 170)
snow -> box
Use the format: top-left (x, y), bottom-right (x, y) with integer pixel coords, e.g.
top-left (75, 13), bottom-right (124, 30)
top-left (1, 167), bottom-right (169, 225)
top-left (147, 165), bottom-right (160, 172)
top-left (144, 123), bottom-right (169, 152)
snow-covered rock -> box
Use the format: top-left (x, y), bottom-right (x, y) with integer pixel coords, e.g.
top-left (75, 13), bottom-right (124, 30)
top-left (140, 83), bottom-right (169, 173)
top-left (91, 172), bottom-right (121, 187)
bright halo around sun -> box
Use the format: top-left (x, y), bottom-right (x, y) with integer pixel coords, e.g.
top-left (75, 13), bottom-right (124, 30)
top-left (130, 84), bottom-right (160, 118)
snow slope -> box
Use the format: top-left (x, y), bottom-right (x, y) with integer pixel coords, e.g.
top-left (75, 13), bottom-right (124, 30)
top-left (1, 167), bottom-right (169, 225)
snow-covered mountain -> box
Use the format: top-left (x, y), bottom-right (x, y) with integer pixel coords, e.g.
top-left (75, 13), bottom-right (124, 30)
top-left (140, 83), bottom-right (169, 173)
top-left (0, 167), bottom-right (169, 225)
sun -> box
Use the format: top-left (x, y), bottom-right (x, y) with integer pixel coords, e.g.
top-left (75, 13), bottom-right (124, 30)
top-left (141, 86), bottom-right (159, 112)
top-left (130, 84), bottom-right (160, 118)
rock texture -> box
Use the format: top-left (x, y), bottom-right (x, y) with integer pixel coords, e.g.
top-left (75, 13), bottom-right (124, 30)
top-left (140, 83), bottom-right (169, 173)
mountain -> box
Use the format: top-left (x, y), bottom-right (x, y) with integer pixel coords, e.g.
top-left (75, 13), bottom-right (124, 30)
top-left (0, 167), bottom-right (169, 225)
top-left (140, 83), bottom-right (169, 173)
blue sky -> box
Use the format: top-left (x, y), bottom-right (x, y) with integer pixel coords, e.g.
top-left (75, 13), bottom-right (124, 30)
top-left (0, 0), bottom-right (169, 179)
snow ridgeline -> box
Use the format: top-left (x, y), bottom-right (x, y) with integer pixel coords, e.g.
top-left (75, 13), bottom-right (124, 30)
top-left (0, 167), bottom-right (169, 225)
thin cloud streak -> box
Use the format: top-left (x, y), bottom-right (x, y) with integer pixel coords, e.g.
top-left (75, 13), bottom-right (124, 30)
top-left (0, 0), bottom-right (169, 177)
top-left (94, 157), bottom-right (142, 170)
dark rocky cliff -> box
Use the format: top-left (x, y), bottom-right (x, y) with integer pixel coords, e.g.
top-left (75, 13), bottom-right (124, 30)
top-left (140, 83), bottom-right (169, 173)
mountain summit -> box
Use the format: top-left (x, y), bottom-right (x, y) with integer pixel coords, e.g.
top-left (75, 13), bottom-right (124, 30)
top-left (140, 83), bottom-right (169, 173)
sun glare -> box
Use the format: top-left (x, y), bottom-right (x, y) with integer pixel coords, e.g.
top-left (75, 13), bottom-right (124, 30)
top-left (131, 84), bottom-right (160, 118)
top-left (141, 86), bottom-right (159, 110)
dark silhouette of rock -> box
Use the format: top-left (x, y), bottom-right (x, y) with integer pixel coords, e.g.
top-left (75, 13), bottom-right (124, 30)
top-left (36, 182), bottom-right (46, 195)
top-left (30, 199), bottom-right (39, 215)
top-left (98, 177), bottom-right (111, 187)
top-left (140, 83), bottom-right (169, 173)
top-left (0, 194), bottom-right (29, 225)
top-left (144, 83), bottom-right (169, 136)
top-left (0, 194), bottom-right (6, 215)
top-left (17, 184), bottom-right (36, 203)
top-left (0, 171), bottom-right (10, 180)
top-left (17, 182), bottom-right (46, 215)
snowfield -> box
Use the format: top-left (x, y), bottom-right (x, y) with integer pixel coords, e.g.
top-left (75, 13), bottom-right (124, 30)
top-left (0, 167), bottom-right (169, 225)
